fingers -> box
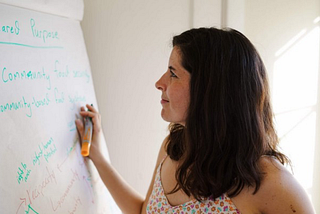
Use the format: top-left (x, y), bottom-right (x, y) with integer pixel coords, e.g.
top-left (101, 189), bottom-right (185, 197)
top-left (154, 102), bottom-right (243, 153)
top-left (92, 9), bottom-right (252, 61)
top-left (76, 104), bottom-right (97, 133)
top-left (78, 104), bottom-right (98, 118)
top-left (78, 104), bottom-right (102, 133)
top-left (75, 119), bottom-right (84, 131)
top-left (75, 119), bottom-right (84, 144)
top-left (76, 104), bottom-right (102, 158)
top-left (86, 104), bottom-right (97, 113)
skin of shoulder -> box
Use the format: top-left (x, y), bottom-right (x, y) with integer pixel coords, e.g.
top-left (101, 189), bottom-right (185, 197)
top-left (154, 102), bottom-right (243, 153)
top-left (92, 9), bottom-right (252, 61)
top-left (140, 136), bottom-right (168, 214)
top-left (232, 157), bottom-right (315, 214)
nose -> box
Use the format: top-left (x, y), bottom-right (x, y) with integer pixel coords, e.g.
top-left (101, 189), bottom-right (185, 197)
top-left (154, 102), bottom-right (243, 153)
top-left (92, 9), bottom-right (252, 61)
top-left (155, 73), bottom-right (166, 91)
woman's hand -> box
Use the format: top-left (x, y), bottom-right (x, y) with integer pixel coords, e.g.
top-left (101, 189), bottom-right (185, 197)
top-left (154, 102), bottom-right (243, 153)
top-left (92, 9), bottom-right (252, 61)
top-left (75, 104), bottom-right (104, 163)
top-left (75, 104), bottom-right (146, 214)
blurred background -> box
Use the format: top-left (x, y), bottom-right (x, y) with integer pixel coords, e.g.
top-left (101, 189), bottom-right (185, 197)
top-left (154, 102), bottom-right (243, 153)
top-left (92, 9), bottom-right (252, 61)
top-left (81, 0), bottom-right (320, 212)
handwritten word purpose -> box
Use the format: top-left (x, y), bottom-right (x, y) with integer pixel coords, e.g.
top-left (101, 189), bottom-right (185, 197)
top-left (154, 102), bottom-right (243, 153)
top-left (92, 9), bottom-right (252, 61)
top-left (30, 18), bottom-right (59, 43)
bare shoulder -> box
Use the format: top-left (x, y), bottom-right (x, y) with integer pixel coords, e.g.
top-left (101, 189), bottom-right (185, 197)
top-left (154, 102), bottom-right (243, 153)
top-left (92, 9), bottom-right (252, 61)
top-left (150, 135), bottom-right (169, 179)
top-left (253, 156), bottom-right (315, 214)
top-left (156, 135), bottom-right (168, 164)
top-left (141, 136), bottom-right (168, 214)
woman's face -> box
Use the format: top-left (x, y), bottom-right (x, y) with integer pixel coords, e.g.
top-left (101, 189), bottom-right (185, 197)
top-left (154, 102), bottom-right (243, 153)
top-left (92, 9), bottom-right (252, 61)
top-left (155, 47), bottom-right (190, 126)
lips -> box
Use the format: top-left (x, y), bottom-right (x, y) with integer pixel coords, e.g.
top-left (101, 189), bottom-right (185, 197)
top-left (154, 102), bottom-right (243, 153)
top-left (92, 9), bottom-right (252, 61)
top-left (161, 98), bottom-right (169, 104)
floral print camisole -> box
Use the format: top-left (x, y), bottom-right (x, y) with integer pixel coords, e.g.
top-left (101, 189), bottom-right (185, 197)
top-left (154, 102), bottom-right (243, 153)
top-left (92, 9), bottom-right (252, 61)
top-left (146, 156), bottom-right (241, 214)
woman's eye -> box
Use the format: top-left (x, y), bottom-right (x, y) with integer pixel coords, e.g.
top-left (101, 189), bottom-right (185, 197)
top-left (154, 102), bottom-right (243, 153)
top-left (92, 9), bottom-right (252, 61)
top-left (170, 70), bottom-right (177, 78)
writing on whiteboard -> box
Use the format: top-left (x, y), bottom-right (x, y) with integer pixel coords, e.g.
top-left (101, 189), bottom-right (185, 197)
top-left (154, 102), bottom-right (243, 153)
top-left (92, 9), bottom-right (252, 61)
top-left (17, 162), bottom-right (32, 184)
top-left (30, 18), bottom-right (59, 43)
top-left (33, 137), bottom-right (57, 166)
top-left (2, 66), bottom-right (51, 90)
top-left (1, 20), bottom-right (20, 35)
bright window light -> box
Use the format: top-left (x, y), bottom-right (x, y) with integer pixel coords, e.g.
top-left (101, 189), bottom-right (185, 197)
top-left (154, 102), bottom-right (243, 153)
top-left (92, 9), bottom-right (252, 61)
top-left (273, 26), bottom-right (319, 196)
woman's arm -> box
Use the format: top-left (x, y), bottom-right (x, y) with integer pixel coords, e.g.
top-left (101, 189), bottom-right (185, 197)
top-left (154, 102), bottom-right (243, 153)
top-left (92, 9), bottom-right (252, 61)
top-left (92, 139), bottom-right (167, 214)
top-left (91, 154), bottom-right (145, 214)
top-left (75, 104), bottom-right (167, 214)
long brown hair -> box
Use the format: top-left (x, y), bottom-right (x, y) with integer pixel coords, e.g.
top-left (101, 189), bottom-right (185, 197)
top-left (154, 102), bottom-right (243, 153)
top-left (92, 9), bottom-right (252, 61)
top-left (166, 27), bottom-right (289, 201)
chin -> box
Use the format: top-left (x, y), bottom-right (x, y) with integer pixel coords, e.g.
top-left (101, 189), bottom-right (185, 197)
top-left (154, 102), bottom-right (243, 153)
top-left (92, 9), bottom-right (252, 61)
top-left (161, 115), bottom-right (171, 123)
top-left (161, 116), bottom-right (185, 126)
top-left (161, 111), bottom-right (186, 126)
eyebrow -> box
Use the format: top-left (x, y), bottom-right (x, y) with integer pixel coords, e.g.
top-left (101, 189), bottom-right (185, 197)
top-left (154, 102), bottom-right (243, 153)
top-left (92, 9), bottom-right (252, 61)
top-left (168, 66), bottom-right (176, 71)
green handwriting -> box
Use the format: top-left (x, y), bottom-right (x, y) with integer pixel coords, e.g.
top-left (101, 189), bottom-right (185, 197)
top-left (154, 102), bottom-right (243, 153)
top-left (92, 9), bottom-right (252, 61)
top-left (0, 96), bottom-right (32, 117)
top-left (69, 93), bottom-right (86, 104)
top-left (54, 60), bottom-right (70, 78)
top-left (32, 93), bottom-right (50, 108)
top-left (17, 162), bottom-right (31, 184)
top-left (54, 87), bottom-right (64, 104)
top-left (68, 120), bottom-right (76, 132)
top-left (73, 69), bottom-right (90, 83)
top-left (33, 137), bottom-right (57, 165)
top-left (66, 138), bottom-right (78, 156)
top-left (2, 66), bottom-right (51, 90)
top-left (0, 41), bottom-right (63, 49)
top-left (25, 204), bottom-right (39, 214)
top-left (1, 20), bottom-right (19, 35)
top-left (30, 18), bottom-right (59, 43)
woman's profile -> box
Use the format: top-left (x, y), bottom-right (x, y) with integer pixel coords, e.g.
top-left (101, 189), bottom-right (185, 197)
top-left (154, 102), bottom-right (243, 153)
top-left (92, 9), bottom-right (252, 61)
top-left (76, 27), bottom-right (315, 214)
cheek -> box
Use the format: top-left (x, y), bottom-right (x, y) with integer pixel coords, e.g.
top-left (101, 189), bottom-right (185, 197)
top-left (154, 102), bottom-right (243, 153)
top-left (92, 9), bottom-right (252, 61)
top-left (169, 85), bottom-right (190, 111)
top-left (181, 89), bottom-right (190, 112)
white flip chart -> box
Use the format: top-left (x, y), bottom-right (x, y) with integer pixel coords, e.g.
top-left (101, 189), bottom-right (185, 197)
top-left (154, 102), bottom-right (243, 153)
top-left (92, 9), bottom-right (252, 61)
top-left (0, 1), bottom-right (120, 213)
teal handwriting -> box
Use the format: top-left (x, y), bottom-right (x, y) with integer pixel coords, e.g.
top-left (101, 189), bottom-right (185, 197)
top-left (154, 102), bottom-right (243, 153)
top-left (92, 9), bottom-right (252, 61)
top-left (32, 93), bottom-right (50, 108)
top-left (68, 120), bottom-right (76, 132)
top-left (42, 137), bottom-right (54, 149)
top-left (2, 66), bottom-right (51, 90)
top-left (33, 145), bottom-right (43, 166)
top-left (33, 137), bottom-right (57, 165)
top-left (69, 92), bottom-right (86, 110)
top-left (66, 138), bottom-right (78, 156)
top-left (0, 93), bottom-right (54, 118)
top-left (54, 87), bottom-right (64, 104)
top-left (1, 20), bottom-right (19, 35)
top-left (44, 144), bottom-right (57, 163)
top-left (25, 204), bottom-right (39, 214)
top-left (0, 96), bottom-right (32, 117)
top-left (73, 69), bottom-right (90, 83)
top-left (17, 162), bottom-right (31, 184)
top-left (30, 18), bottom-right (59, 43)
top-left (54, 60), bottom-right (69, 78)
top-left (0, 41), bottom-right (63, 49)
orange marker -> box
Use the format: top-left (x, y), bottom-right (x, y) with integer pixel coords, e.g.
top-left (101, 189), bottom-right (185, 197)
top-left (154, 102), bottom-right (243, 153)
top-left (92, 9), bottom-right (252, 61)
top-left (81, 105), bottom-right (93, 156)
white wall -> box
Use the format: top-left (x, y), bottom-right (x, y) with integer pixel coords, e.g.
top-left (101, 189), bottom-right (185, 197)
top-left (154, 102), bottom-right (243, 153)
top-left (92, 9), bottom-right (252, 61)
top-left (81, 0), bottom-right (221, 196)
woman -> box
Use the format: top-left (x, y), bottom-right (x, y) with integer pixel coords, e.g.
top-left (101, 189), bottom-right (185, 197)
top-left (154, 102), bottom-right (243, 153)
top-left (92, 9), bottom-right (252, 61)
top-left (76, 27), bottom-right (315, 214)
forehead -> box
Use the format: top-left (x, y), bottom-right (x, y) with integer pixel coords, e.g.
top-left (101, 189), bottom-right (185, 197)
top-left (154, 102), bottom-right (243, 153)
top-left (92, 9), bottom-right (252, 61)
top-left (169, 47), bottom-right (191, 80)
top-left (169, 47), bottom-right (181, 61)
top-left (169, 47), bottom-right (185, 70)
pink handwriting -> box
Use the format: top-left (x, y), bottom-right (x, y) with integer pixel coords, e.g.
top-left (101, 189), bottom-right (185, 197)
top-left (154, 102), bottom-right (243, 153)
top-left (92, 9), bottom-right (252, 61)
top-left (68, 196), bottom-right (82, 214)
top-left (50, 168), bottom-right (80, 212)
